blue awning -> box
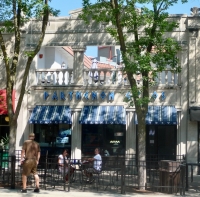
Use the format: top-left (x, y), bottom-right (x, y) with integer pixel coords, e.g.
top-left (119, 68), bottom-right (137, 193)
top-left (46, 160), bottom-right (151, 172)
top-left (29, 105), bottom-right (72, 124)
top-left (79, 105), bottom-right (126, 125)
top-left (135, 105), bottom-right (177, 125)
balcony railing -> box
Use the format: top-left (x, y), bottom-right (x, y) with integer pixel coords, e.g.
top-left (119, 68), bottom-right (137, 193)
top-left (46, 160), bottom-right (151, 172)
top-left (83, 68), bottom-right (129, 86)
top-left (35, 68), bottom-right (178, 87)
top-left (36, 69), bottom-right (74, 85)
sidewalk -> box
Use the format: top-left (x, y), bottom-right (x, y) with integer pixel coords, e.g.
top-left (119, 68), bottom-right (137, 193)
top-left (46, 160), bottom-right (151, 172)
top-left (0, 188), bottom-right (199, 197)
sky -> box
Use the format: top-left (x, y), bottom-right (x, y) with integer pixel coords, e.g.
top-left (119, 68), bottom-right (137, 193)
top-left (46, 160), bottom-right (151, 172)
top-left (49, 0), bottom-right (200, 57)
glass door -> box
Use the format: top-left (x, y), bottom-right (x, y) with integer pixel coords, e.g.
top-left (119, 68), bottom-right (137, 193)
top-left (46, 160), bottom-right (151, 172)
top-left (157, 125), bottom-right (176, 160)
top-left (146, 125), bottom-right (177, 161)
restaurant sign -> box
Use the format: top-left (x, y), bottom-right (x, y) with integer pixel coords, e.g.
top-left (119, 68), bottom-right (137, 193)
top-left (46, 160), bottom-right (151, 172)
top-left (43, 91), bottom-right (115, 101)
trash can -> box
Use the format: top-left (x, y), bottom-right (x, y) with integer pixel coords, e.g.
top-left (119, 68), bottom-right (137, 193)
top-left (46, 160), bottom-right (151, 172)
top-left (159, 160), bottom-right (181, 194)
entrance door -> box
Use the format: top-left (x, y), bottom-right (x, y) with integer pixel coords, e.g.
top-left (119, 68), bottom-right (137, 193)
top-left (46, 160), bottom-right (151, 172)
top-left (157, 125), bottom-right (176, 160)
top-left (146, 125), bottom-right (177, 160)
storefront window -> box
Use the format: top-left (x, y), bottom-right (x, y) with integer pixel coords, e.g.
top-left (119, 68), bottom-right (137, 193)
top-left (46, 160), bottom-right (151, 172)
top-left (0, 115), bottom-right (9, 144)
top-left (0, 115), bottom-right (9, 126)
top-left (145, 125), bottom-right (177, 160)
top-left (34, 124), bottom-right (72, 155)
top-left (82, 124), bottom-right (126, 156)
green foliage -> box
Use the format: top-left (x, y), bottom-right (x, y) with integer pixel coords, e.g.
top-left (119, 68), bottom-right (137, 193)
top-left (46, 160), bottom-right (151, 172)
top-left (81, 0), bottom-right (184, 107)
top-left (24, 51), bottom-right (36, 57)
top-left (0, 0), bottom-right (12, 21)
top-left (0, 1), bottom-right (60, 154)
top-left (0, 0), bottom-right (60, 33)
top-left (0, 134), bottom-right (9, 149)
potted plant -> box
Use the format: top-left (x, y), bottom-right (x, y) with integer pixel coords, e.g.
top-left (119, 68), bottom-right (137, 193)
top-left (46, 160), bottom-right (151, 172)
top-left (0, 134), bottom-right (9, 150)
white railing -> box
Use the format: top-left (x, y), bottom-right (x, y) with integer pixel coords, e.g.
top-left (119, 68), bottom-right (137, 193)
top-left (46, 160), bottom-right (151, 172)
top-left (36, 69), bottom-right (74, 85)
top-left (83, 68), bottom-right (128, 86)
top-left (155, 69), bottom-right (178, 87)
top-left (35, 68), bottom-right (178, 87)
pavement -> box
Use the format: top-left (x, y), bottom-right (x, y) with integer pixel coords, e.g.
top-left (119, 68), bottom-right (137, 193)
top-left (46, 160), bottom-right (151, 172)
top-left (1, 174), bottom-right (200, 197)
top-left (0, 188), bottom-right (200, 197)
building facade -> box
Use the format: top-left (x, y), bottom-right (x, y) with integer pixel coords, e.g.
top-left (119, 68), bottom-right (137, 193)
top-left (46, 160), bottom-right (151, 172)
top-left (0, 8), bottom-right (200, 170)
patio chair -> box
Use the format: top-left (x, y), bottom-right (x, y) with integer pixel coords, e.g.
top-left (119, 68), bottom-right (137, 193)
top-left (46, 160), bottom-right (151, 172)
top-left (80, 160), bottom-right (102, 191)
top-left (50, 156), bottom-right (75, 187)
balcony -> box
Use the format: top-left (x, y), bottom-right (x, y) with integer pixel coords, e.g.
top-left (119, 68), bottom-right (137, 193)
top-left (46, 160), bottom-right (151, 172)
top-left (35, 68), bottom-right (178, 87)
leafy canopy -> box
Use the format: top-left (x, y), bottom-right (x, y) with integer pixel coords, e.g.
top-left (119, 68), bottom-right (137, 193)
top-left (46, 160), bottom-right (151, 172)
top-left (81, 0), bottom-right (185, 106)
top-left (0, 0), bottom-right (59, 32)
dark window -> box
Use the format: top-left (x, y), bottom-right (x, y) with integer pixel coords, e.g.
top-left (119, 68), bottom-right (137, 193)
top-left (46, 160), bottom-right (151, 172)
top-left (34, 124), bottom-right (72, 155)
top-left (145, 125), bottom-right (177, 160)
top-left (0, 115), bottom-right (9, 126)
top-left (82, 124), bottom-right (126, 156)
top-left (0, 115), bottom-right (9, 142)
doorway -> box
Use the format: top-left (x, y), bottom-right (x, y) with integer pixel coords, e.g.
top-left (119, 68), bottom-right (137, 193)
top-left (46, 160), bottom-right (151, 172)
top-left (146, 125), bottom-right (177, 161)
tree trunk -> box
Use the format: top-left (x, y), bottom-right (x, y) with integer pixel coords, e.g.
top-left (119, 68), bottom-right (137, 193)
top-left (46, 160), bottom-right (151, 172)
top-left (137, 117), bottom-right (146, 190)
top-left (8, 119), bottom-right (17, 156)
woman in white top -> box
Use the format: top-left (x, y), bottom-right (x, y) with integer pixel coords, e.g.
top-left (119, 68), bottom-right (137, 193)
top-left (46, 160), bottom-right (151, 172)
top-left (58, 149), bottom-right (69, 174)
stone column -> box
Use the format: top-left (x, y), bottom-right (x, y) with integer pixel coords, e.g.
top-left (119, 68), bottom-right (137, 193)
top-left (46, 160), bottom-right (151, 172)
top-left (71, 110), bottom-right (82, 160)
top-left (125, 109), bottom-right (136, 156)
top-left (125, 109), bottom-right (136, 173)
top-left (186, 29), bottom-right (199, 165)
top-left (71, 46), bottom-right (86, 85)
top-left (176, 47), bottom-right (188, 157)
top-left (188, 30), bottom-right (197, 103)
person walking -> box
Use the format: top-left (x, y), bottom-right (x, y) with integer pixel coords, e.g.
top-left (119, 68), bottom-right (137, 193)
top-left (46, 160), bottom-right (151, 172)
top-left (20, 133), bottom-right (40, 193)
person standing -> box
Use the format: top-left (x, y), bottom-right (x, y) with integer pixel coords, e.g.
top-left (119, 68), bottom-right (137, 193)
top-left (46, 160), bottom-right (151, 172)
top-left (21, 133), bottom-right (40, 193)
top-left (89, 58), bottom-right (99, 84)
top-left (58, 149), bottom-right (75, 182)
top-left (58, 149), bottom-right (69, 174)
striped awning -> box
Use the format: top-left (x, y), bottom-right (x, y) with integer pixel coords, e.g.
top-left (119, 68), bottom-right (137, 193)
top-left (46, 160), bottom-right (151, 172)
top-left (135, 105), bottom-right (177, 125)
top-left (79, 105), bottom-right (126, 125)
top-left (29, 105), bottom-right (72, 124)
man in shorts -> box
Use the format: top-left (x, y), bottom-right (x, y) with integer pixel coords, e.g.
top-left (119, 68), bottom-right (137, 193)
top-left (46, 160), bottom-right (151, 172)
top-left (85, 147), bottom-right (102, 183)
top-left (21, 133), bottom-right (40, 193)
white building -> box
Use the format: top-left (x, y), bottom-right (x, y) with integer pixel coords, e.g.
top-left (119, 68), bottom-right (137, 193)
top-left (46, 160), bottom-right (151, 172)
top-left (0, 8), bottom-right (200, 173)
